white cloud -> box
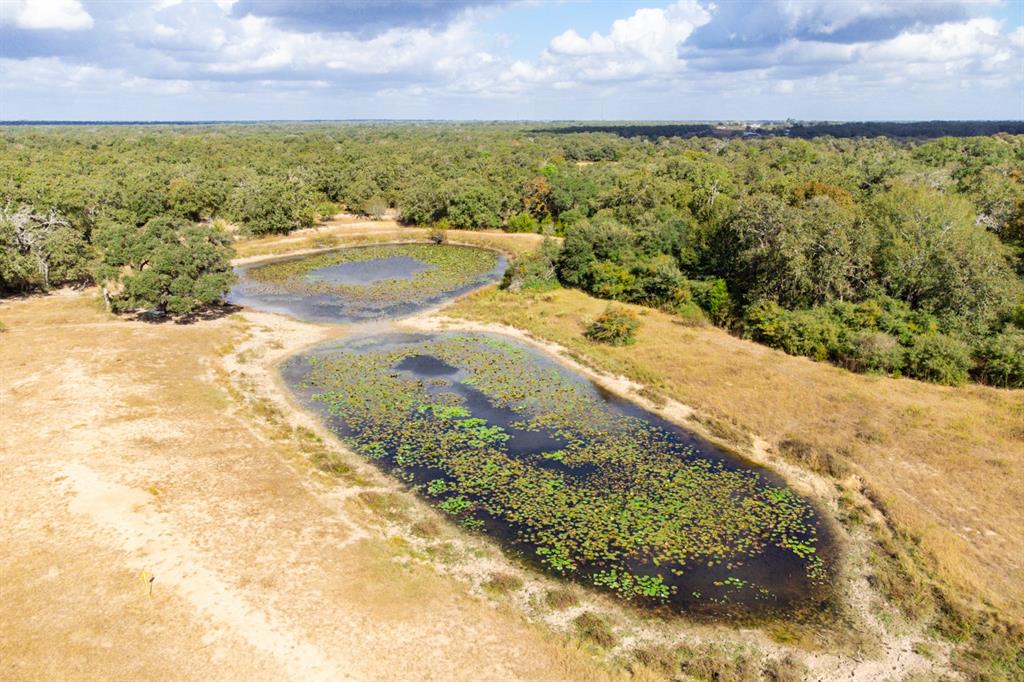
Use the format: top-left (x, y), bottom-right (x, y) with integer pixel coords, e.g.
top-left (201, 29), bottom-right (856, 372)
top-left (548, 0), bottom-right (708, 69)
top-left (3, 0), bottom-right (93, 30)
top-left (0, 0), bottom-right (1020, 119)
top-left (499, 1), bottom-right (715, 90)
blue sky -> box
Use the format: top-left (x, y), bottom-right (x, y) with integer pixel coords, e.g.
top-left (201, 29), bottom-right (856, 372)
top-left (1, 0), bottom-right (1022, 121)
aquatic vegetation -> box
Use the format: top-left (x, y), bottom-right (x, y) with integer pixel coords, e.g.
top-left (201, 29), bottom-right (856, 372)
top-left (229, 244), bottom-right (502, 322)
top-left (247, 243), bottom-right (496, 305)
top-left (289, 332), bottom-right (831, 614)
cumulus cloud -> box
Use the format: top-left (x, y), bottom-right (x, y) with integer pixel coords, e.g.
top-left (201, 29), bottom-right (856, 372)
top-left (0, 0), bottom-right (1020, 119)
top-left (1, 0), bottom-right (93, 31)
top-left (230, 0), bottom-right (500, 36)
top-left (531, 0), bottom-right (711, 84)
top-left (686, 0), bottom-right (977, 49)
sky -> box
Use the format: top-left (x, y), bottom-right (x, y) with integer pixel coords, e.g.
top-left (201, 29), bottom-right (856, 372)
top-left (1, 0), bottom-right (1022, 121)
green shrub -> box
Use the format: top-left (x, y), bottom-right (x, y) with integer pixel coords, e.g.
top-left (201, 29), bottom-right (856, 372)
top-left (904, 333), bottom-right (974, 385)
top-left (628, 254), bottom-right (686, 307)
top-left (842, 331), bottom-right (905, 375)
top-left (690, 277), bottom-right (733, 324)
top-left (506, 211), bottom-right (540, 233)
top-left (587, 260), bottom-right (636, 300)
top-left (427, 228), bottom-right (447, 244)
top-left (975, 330), bottom-right (1024, 388)
top-left (585, 306), bottom-right (640, 346)
top-left (229, 176), bottom-right (314, 235)
top-left (501, 238), bottom-right (560, 292)
top-left (743, 301), bottom-right (848, 361)
top-left (313, 200), bottom-right (341, 221)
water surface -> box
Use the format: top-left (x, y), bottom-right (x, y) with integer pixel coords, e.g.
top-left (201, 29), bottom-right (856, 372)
top-left (228, 244), bottom-right (505, 324)
top-left (283, 332), bottom-right (834, 617)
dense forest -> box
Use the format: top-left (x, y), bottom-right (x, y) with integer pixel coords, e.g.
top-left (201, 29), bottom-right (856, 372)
top-left (1, 123), bottom-right (1022, 386)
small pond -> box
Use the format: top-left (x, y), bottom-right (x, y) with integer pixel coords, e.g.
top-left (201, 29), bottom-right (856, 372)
top-left (228, 244), bottom-right (505, 323)
top-left (283, 332), bottom-right (834, 617)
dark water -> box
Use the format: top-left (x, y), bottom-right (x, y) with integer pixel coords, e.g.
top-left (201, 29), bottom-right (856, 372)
top-left (227, 246), bottom-right (506, 324)
top-left (282, 332), bottom-right (835, 618)
top-left (306, 256), bottom-right (432, 285)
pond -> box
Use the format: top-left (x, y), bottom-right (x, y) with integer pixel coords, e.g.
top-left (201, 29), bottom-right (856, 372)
top-left (228, 244), bottom-right (506, 323)
top-left (283, 331), bottom-right (834, 617)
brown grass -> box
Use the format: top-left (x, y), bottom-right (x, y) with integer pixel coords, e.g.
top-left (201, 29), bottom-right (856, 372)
top-left (545, 586), bottom-right (581, 610)
top-left (572, 612), bottom-right (617, 649)
top-left (447, 288), bottom-right (1024, 633)
top-left (0, 289), bottom-right (641, 682)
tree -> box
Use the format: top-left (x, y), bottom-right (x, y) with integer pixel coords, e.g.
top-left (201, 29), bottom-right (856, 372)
top-left (168, 170), bottom-right (229, 222)
top-left (869, 183), bottom-right (1021, 332)
top-left (229, 176), bottom-right (314, 235)
top-left (0, 203), bottom-right (90, 292)
top-left (442, 179), bottom-right (502, 229)
top-left (94, 215), bottom-right (235, 315)
top-left (975, 330), bottom-right (1024, 388)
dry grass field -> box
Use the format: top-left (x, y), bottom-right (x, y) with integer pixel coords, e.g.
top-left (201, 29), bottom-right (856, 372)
top-left (0, 290), bottom-right (636, 682)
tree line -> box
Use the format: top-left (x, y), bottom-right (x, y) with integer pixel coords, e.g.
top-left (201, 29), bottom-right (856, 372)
top-left (1, 123), bottom-right (1021, 385)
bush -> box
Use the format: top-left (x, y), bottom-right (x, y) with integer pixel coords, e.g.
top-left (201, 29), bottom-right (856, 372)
top-left (743, 301), bottom-right (848, 361)
top-left (482, 572), bottom-right (523, 595)
top-left (544, 587), bottom-right (579, 610)
top-left (587, 260), bottom-right (636, 300)
top-left (506, 211), bottom-right (540, 233)
top-left (690, 277), bottom-right (732, 324)
top-left (842, 331), bottom-right (905, 375)
top-left (363, 196), bottom-right (388, 219)
top-left (230, 176), bottom-right (314, 235)
top-left (501, 238), bottom-right (560, 292)
top-left (427, 227), bottom-right (447, 244)
top-left (585, 306), bottom-right (640, 346)
top-left (572, 612), bottom-right (616, 648)
top-left (629, 254), bottom-right (686, 307)
top-left (904, 333), bottom-right (974, 385)
top-left (975, 330), bottom-right (1024, 387)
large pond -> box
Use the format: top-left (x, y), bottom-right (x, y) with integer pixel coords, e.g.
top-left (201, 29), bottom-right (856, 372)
top-left (228, 243), bottom-right (506, 323)
top-left (283, 331), bottom-right (833, 616)
top-left (234, 243), bottom-right (833, 617)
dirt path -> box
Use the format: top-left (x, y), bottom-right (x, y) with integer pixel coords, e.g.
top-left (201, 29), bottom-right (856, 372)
top-left (0, 291), bottom-right (627, 681)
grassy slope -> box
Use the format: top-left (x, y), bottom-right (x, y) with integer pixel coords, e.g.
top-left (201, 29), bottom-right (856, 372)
top-left (446, 288), bottom-right (1024, 633)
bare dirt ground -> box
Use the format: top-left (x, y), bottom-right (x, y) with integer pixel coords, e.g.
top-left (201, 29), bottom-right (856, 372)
top-left (0, 290), bottom-right (630, 682)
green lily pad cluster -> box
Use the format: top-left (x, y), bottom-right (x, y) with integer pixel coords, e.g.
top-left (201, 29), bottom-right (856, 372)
top-left (297, 333), bottom-right (829, 612)
top-left (246, 244), bottom-right (499, 306)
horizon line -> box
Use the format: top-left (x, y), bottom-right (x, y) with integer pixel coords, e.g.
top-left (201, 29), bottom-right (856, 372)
top-left (3, 118), bottom-right (1023, 126)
